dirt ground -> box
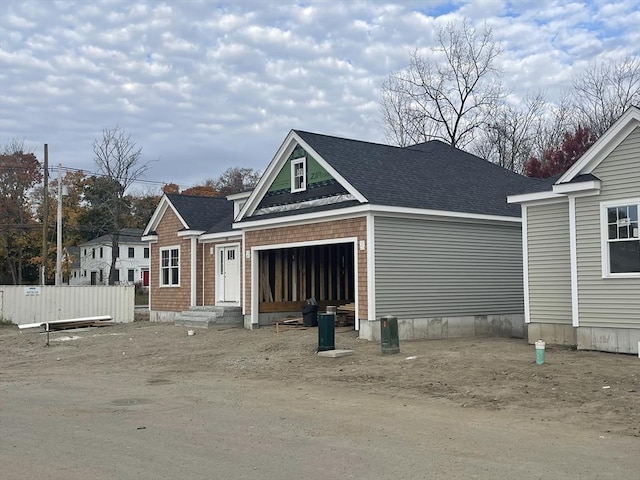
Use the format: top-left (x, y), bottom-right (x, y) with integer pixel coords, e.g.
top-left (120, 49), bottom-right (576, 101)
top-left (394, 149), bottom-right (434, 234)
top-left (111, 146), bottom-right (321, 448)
top-left (1, 320), bottom-right (638, 438)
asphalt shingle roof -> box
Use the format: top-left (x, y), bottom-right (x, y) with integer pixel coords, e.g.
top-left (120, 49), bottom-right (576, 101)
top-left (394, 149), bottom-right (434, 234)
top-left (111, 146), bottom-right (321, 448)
top-left (295, 130), bottom-right (544, 218)
top-left (165, 194), bottom-right (234, 233)
top-left (82, 228), bottom-right (145, 246)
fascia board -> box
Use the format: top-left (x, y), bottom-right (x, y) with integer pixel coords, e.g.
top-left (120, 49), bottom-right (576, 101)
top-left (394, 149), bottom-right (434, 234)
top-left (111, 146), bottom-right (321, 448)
top-left (141, 234), bottom-right (158, 242)
top-left (177, 230), bottom-right (205, 238)
top-left (226, 191), bottom-right (251, 201)
top-left (294, 133), bottom-right (368, 203)
top-left (507, 190), bottom-right (563, 204)
top-left (143, 195), bottom-right (169, 235)
top-left (143, 195), bottom-right (190, 235)
top-left (199, 231), bottom-right (243, 242)
top-left (236, 130), bottom-right (368, 222)
top-left (233, 203), bottom-right (521, 230)
top-left (234, 204), bottom-right (370, 229)
top-left (371, 205), bottom-right (522, 223)
top-left (558, 107), bottom-right (640, 184)
top-left (236, 130), bottom-right (298, 221)
top-left (552, 180), bottom-right (601, 194)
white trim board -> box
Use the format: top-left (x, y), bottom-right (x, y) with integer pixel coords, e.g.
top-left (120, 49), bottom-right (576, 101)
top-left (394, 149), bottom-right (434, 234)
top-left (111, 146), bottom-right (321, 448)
top-left (235, 204), bottom-right (521, 230)
top-left (249, 236), bottom-right (360, 327)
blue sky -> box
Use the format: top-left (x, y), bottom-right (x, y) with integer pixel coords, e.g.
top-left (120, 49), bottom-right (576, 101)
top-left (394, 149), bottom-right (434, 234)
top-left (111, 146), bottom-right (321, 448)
top-left (1, 0), bottom-right (638, 191)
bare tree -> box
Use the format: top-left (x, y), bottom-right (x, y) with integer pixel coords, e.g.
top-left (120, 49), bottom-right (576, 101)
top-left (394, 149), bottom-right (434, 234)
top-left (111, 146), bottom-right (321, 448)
top-left (211, 167), bottom-right (260, 196)
top-left (572, 56), bottom-right (640, 136)
top-left (473, 93), bottom-right (547, 172)
top-left (93, 126), bottom-right (151, 285)
top-left (380, 20), bottom-right (503, 149)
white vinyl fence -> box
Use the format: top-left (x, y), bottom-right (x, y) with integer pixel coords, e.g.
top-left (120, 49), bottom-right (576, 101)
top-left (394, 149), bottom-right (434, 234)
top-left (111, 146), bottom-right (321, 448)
top-left (0, 285), bottom-right (135, 325)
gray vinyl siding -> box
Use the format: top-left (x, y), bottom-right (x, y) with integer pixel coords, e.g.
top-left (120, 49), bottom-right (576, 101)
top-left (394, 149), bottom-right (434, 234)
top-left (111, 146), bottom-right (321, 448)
top-left (575, 126), bottom-right (640, 328)
top-left (526, 202), bottom-right (572, 324)
top-left (374, 215), bottom-right (524, 319)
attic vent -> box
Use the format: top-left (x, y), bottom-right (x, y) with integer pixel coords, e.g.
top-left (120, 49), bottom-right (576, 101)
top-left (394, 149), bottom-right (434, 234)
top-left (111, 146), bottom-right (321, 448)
top-left (291, 157), bottom-right (306, 193)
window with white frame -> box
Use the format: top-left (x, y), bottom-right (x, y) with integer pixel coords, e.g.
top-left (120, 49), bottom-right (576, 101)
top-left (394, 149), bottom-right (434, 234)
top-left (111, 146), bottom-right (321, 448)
top-left (602, 200), bottom-right (640, 275)
top-left (128, 247), bottom-right (135, 258)
top-left (160, 247), bottom-right (180, 286)
top-left (291, 157), bottom-right (306, 192)
top-left (127, 269), bottom-right (135, 282)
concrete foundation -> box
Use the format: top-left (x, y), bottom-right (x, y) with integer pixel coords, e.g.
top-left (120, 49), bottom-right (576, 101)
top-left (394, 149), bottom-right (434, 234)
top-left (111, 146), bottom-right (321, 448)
top-left (576, 326), bottom-right (640, 354)
top-left (526, 323), bottom-right (639, 354)
top-left (526, 323), bottom-right (576, 346)
top-left (150, 310), bottom-right (180, 323)
top-left (359, 313), bottom-right (525, 342)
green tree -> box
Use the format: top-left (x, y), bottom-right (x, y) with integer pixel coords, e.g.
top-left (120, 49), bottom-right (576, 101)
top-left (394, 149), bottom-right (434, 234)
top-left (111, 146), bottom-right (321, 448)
top-left (0, 141), bottom-right (42, 284)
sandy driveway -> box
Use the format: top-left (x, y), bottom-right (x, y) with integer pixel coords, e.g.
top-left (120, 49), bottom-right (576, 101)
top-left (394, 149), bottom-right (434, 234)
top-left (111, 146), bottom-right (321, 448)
top-left (1, 322), bottom-right (638, 479)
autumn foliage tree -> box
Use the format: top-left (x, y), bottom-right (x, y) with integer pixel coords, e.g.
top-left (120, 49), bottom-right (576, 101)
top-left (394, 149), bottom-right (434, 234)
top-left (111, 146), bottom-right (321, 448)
top-left (523, 126), bottom-right (597, 179)
top-left (212, 167), bottom-right (260, 196)
top-left (0, 143), bottom-right (42, 284)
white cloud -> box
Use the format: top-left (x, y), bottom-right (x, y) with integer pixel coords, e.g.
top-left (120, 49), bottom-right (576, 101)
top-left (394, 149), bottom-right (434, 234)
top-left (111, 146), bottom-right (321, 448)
top-left (0, 0), bottom-right (637, 188)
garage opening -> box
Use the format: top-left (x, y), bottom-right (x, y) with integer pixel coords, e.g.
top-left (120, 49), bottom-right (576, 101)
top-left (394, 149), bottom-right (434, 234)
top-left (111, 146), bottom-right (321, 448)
top-left (257, 242), bottom-right (355, 323)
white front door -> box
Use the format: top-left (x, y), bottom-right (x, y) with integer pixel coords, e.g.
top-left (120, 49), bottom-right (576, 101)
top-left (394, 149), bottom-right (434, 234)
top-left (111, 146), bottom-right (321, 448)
top-left (217, 245), bottom-right (240, 304)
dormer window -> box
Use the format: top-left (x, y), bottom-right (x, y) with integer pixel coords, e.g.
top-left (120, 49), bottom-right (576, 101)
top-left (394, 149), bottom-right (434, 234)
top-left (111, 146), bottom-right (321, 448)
top-left (291, 157), bottom-right (306, 193)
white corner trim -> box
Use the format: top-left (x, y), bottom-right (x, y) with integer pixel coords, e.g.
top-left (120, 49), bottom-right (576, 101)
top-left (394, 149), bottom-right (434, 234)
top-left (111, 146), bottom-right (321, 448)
top-left (241, 230), bottom-right (246, 316)
top-left (201, 243), bottom-right (205, 308)
top-left (190, 237), bottom-right (197, 307)
top-left (552, 180), bottom-right (601, 195)
top-left (521, 205), bottom-right (531, 324)
top-left (250, 249), bottom-right (259, 324)
top-left (353, 239), bottom-right (360, 331)
top-left (366, 213), bottom-right (376, 324)
top-left (568, 196), bottom-right (579, 327)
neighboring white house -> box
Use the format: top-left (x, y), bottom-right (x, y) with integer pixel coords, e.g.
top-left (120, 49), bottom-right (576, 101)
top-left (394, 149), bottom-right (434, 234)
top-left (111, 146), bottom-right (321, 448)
top-left (71, 228), bottom-right (150, 287)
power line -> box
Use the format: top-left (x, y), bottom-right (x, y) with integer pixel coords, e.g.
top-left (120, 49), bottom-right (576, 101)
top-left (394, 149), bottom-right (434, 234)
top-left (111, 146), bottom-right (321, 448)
top-left (0, 163), bottom-right (201, 189)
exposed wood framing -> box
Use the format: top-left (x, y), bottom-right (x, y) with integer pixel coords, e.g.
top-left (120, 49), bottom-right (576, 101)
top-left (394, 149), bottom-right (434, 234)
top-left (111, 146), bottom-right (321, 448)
top-left (258, 243), bottom-right (354, 312)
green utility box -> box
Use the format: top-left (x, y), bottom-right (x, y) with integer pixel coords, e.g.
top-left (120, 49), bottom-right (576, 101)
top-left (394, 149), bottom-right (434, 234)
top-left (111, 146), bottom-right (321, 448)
top-left (380, 315), bottom-right (400, 354)
top-left (317, 313), bottom-right (335, 352)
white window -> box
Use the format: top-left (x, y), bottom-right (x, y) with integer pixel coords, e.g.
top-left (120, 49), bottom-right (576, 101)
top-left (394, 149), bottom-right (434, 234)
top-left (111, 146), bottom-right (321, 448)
top-left (128, 247), bottom-right (135, 258)
top-left (127, 269), bottom-right (135, 282)
top-left (291, 157), bottom-right (306, 193)
top-left (601, 199), bottom-right (640, 277)
top-left (160, 247), bottom-right (180, 286)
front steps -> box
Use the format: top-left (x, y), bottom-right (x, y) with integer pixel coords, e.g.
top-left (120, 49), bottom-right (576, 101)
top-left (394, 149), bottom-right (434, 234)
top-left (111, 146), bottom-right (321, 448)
top-left (174, 306), bottom-right (243, 329)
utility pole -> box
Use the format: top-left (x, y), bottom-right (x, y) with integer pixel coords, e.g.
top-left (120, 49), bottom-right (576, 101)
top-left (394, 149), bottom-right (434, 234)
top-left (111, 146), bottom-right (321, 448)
top-left (41, 144), bottom-right (48, 286)
top-left (56, 163), bottom-right (63, 286)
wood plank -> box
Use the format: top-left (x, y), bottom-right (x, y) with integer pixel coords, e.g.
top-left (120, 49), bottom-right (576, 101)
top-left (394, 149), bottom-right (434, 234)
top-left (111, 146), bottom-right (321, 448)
top-left (18, 315), bottom-right (113, 330)
top-left (275, 250), bottom-right (282, 301)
